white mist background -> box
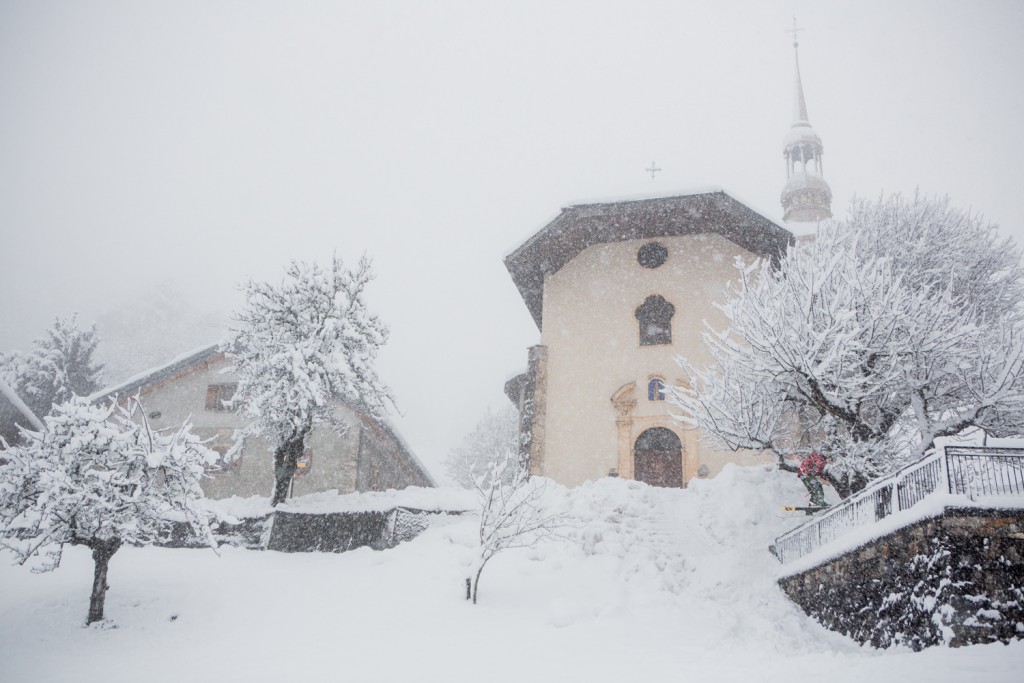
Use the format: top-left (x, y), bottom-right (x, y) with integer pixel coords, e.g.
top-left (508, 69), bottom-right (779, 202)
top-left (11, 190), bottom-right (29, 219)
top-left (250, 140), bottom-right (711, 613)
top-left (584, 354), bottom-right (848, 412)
top-left (1, 0), bottom-right (1021, 478)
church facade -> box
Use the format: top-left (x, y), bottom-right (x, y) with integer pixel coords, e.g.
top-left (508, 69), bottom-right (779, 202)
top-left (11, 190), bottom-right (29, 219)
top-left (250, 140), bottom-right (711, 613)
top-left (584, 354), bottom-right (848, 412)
top-left (504, 27), bottom-right (831, 489)
top-left (505, 191), bottom-right (793, 488)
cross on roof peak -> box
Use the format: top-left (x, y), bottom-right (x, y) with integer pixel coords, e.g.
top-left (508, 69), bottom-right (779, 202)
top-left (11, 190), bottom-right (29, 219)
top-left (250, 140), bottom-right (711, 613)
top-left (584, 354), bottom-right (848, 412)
top-left (786, 16), bottom-right (804, 49)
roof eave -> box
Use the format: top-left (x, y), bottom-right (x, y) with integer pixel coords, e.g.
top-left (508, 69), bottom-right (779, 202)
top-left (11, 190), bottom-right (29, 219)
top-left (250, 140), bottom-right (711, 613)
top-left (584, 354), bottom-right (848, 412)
top-left (504, 191), bottom-right (792, 329)
top-left (89, 343), bottom-right (225, 405)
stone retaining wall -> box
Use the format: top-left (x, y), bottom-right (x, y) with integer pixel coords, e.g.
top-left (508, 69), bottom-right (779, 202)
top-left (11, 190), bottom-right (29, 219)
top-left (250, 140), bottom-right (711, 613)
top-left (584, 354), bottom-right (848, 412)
top-left (778, 507), bottom-right (1024, 650)
top-left (163, 507), bottom-right (461, 553)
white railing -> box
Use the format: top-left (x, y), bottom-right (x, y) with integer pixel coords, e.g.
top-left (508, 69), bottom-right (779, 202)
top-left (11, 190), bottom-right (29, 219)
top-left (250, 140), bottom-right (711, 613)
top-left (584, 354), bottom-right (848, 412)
top-left (770, 446), bottom-right (1024, 564)
top-left (945, 447), bottom-right (1024, 497)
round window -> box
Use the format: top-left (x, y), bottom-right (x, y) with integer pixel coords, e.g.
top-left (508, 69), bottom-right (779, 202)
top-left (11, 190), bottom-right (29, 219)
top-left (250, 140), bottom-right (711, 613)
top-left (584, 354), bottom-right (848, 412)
top-left (637, 242), bottom-right (668, 269)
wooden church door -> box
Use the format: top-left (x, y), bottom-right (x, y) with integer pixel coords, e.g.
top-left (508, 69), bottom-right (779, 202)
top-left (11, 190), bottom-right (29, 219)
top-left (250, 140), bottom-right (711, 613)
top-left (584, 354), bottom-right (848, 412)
top-left (633, 428), bottom-right (683, 488)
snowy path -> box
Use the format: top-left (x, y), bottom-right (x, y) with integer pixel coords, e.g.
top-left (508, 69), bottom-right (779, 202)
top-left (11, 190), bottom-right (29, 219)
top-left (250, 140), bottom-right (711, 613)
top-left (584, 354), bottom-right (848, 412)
top-left (1, 466), bottom-right (1021, 682)
top-left (561, 470), bottom-right (855, 659)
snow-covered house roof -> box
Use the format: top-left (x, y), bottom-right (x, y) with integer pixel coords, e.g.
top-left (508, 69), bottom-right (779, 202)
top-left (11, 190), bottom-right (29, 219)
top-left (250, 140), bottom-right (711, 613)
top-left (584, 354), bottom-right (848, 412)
top-left (0, 377), bottom-right (43, 447)
top-left (504, 190), bottom-right (793, 330)
top-left (89, 342), bottom-right (224, 405)
top-left (354, 411), bottom-right (436, 488)
top-left (89, 343), bottom-right (436, 489)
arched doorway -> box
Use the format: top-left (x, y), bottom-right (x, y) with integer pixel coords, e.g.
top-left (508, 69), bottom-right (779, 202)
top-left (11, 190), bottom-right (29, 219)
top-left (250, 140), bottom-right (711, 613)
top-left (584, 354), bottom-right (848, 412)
top-left (633, 428), bottom-right (683, 488)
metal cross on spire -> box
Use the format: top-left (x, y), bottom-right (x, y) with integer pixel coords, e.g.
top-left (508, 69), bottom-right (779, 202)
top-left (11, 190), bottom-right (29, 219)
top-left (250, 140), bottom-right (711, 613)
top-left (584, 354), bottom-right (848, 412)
top-left (645, 161), bottom-right (662, 179)
top-left (786, 16), bottom-right (804, 48)
top-left (786, 17), bottom-right (810, 123)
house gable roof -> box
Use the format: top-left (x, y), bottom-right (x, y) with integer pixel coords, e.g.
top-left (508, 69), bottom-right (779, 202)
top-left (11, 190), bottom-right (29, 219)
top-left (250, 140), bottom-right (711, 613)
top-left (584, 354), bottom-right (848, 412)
top-left (504, 190), bottom-right (793, 330)
top-left (0, 377), bottom-right (44, 446)
top-left (89, 343), bottom-right (225, 405)
top-left (356, 412), bottom-right (437, 488)
top-left (88, 344), bottom-right (436, 487)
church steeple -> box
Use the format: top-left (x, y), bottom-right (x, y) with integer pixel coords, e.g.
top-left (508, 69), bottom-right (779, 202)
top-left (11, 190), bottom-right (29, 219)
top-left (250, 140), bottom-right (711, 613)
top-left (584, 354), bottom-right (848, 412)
top-left (781, 19), bottom-right (832, 224)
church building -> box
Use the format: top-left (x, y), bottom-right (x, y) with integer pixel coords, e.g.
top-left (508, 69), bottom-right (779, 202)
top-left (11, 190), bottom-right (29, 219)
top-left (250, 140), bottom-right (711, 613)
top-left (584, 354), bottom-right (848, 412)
top-left (504, 29), bottom-right (830, 489)
top-left (504, 193), bottom-right (792, 488)
top-left (780, 23), bottom-right (832, 225)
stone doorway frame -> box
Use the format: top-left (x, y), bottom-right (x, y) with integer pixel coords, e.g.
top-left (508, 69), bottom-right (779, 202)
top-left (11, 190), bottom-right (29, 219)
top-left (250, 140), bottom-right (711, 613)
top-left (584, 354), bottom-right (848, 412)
top-left (611, 380), bottom-right (694, 484)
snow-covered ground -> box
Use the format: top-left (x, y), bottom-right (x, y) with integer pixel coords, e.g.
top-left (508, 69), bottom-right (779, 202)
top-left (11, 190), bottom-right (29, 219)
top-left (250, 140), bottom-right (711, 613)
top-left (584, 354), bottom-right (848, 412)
top-left (1, 465), bottom-right (1020, 682)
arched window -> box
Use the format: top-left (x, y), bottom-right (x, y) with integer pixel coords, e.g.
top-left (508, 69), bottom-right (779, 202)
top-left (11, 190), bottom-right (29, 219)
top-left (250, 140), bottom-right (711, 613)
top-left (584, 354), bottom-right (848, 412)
top-left (648, 378), bottom-right (665, 401)
top-left (635, 295), bottom-right (675, 346)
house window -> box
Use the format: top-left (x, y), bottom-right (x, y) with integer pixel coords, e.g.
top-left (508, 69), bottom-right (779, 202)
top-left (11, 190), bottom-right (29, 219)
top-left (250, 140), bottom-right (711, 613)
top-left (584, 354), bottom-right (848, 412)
top-left (209, 444), bottom-right (242, 473)
top-left (199, 428), bottom-right (242, 474)
top-left (294, 448), bottom-right (313, 478)
top-left (205, 383), bottom-right (237, 412)
top-left (635, 295), bottom-right (675, 346)
top-left (648, 378), bottom-right (666, 401)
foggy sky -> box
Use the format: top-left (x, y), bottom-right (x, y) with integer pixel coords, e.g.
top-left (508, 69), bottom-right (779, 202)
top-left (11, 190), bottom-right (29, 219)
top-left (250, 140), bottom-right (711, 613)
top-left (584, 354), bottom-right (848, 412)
top-left (2, 0), bottom-right (1023, 479)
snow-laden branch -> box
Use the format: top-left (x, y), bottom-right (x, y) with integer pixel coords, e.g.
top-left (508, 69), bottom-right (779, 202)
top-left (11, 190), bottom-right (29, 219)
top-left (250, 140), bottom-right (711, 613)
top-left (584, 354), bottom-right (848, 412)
top-left (673, 194), bottom-right (1024, 497)
top-left (467, 448), bottom-right (565, 604)
top-left (0, 398), bottom-right (218, 623)
top-left (224, 254), bottom-right (394, 505)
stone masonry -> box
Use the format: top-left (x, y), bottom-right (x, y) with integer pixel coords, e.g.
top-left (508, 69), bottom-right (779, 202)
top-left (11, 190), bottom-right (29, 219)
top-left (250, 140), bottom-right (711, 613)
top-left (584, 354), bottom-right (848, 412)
top-left (778, 507), bottom-right (1024, 650)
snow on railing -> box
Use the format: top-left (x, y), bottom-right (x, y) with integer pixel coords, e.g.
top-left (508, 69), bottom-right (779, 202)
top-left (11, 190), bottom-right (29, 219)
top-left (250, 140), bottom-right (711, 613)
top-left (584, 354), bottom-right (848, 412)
top-left (945, 447), bottom-right (1024, 497)
top-left (770, 446), bottom-right (1024, 564)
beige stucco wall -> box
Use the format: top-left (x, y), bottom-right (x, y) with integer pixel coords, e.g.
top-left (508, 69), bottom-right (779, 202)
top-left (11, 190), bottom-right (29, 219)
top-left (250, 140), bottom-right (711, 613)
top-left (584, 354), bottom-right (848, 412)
top-left (538, 233), bottom-right (770, 487)
top-left (119, 357), bottom-right (359, 499)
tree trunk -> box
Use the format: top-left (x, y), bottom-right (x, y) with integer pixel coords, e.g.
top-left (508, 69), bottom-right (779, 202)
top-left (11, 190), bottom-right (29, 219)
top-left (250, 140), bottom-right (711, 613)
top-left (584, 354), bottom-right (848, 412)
top-left (271, 432), bottom-right (307, 506)
top-left (470, 559), bottom-right (488, 605)
top-left (848, 472), bottom-right (868, 496)
top-left (821, 470), bottom-right (869, 500)
top-left (87, 539), bottom-right (121, 625)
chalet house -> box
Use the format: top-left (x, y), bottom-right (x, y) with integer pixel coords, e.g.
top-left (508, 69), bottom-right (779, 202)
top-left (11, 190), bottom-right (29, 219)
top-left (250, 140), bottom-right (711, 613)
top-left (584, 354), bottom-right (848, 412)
top-left (90, 344), bottom-right (433, 499)
top-left (505, 190), bottom-right (793, 489)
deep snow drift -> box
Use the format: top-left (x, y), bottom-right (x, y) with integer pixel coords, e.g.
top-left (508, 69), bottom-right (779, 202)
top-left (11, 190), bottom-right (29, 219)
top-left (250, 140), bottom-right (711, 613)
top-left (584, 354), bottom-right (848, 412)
top-left (1, 464), bottom-right (1020, 682)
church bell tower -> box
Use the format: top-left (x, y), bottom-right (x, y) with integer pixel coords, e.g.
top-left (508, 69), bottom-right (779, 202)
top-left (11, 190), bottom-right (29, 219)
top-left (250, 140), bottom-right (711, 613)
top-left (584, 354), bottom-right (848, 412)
top-left (781, 21), bottom-right (832, 224)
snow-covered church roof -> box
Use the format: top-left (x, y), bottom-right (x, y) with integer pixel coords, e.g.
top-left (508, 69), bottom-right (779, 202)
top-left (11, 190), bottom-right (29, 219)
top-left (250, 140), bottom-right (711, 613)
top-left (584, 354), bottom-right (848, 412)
top-left (504, 190), bottom-right (792, 330)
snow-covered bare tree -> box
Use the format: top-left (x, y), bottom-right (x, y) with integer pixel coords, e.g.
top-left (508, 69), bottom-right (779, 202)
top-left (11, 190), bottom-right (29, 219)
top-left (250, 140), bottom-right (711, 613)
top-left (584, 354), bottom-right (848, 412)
top-left (674, 194), bottom-right (1024, 497)
top-left (467, 449), bottom-right (562, 604)
top-left (0, 399), bottom-right (217, 624)
top-left (444, 405), bottom-right (520, 488)
top-left (0, 315), bottom-right (104, 421)
top-left (226, 255), bottom-right (393, 506)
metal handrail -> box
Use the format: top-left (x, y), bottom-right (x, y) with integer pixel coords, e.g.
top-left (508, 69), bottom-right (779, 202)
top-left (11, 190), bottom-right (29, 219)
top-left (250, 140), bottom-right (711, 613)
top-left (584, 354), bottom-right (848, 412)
top-left (771, 446), bottom-right (1024, 564)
